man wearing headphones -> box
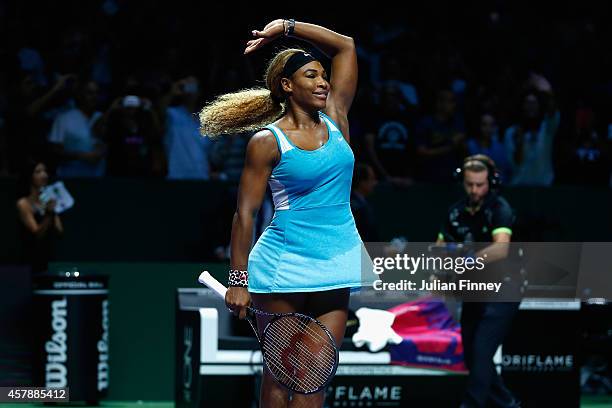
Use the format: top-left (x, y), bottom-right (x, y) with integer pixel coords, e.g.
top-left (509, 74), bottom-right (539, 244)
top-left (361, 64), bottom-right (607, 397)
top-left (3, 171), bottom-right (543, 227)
top-left (437, 154), bottom-right (521, 408)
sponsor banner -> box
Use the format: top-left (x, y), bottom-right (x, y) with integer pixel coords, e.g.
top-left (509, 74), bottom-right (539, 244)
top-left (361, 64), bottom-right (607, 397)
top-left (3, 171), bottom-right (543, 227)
top-left (502, 307), bottom-right (580, 406)
top-left (326, 382), bottom-right (404, 407)
top-left (32, 275), bottom-right (109, 402)
top-left (501, 353), bottom-right (574, 373)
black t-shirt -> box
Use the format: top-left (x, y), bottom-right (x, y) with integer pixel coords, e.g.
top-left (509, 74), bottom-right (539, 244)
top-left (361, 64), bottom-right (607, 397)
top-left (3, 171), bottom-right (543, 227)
top-left (416, 114), bottom-right (465, 183)
top-left (561, 142), bottom-right (611, 186)
top-left (440, 193), bottom-right (519, 290)
top-left (366, 112), bottom-right (415, 178)
top-left (440, 193), bottom-right (514, 243)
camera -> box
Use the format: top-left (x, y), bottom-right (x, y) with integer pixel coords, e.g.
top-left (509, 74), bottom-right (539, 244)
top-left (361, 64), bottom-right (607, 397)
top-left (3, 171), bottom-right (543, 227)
top-left (122, 95), bottom-right (141, 108)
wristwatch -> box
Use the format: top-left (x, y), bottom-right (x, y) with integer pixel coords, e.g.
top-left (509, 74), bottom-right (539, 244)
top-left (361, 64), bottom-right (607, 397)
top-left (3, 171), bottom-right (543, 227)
top-left (284, 19), bottom-right (295, 37)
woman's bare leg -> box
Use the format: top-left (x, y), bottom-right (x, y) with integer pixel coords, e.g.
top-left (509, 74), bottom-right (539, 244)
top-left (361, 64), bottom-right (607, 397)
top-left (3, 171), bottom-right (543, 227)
top-left (251, 292), bottom-right (307, 408)
top-left (289, 288), bottom-right (350, 408)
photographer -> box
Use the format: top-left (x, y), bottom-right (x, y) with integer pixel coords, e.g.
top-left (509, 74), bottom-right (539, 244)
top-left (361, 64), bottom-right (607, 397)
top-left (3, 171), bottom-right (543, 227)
top-left (437, 154), bottom-right (520, 408)
top-left (16, 161), bottom-right (64, 274)
top-left (97, 95), bottom-right (164, 177)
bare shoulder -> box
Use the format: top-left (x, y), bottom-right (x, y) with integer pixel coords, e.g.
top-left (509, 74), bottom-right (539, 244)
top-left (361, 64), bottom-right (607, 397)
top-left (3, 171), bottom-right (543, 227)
top-left (250, 129), bottom-right (276, 145)
top-left (16, 197), bottom-right (31, 212)
top-left (246, 129), bottom-right (279, 165)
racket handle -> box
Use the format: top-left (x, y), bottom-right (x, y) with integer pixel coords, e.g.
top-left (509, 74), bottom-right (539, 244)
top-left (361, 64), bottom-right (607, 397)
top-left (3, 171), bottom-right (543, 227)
top-left (198, 271), bottom-right (228, 299)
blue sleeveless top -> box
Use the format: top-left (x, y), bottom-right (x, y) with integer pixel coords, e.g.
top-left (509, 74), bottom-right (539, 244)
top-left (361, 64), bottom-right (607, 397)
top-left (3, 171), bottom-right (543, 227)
top-left (248, 112), bottom-right (365, 293)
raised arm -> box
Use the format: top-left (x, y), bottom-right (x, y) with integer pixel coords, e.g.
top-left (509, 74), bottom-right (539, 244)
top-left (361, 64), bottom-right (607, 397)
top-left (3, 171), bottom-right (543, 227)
top-left (245, 19), bottom-right (358, 137)
top-left (226, 130), bottom-right (278, 318)
top-left (289, 22), bottom-right (357, 120)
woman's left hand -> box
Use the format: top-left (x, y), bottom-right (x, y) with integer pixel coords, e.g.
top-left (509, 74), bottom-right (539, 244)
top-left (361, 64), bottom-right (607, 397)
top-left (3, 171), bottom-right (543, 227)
top-left (244, 19), bottom-right (285, 54)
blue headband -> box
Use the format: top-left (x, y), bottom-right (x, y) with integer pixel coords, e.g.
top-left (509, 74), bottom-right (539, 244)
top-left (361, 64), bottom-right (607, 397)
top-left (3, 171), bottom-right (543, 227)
top-left (282, 51), bottom-right (317, 79)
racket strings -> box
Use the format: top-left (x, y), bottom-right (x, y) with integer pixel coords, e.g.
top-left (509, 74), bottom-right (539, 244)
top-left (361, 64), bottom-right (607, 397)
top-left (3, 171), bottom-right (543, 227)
top-left (269, 364), bottom-right (320, 392)
top-left (250, 316), bottom-right (321, 392)
top-left (263, 341), bottom-right (325, 392)
top-left (264, 352), bottom-right (321, 391)
top-left (271, 315), bottom-right (337, 361)
top-left (284, 314), bottom-right (333, 344)
top-left (262, 315), bottom-right (337, 393)
top-left (264, 341), bottom-right (333, 388)
top-left (265, 336), bottom-right (334, 384)
top-left (266, 317), bottom-right (337, 370)
top-left (256, 316), bottom-right (326, 391)
top-left (264, 345), bottom-right (326, 393)
top-left (278, 317), bottom-right (337, 365)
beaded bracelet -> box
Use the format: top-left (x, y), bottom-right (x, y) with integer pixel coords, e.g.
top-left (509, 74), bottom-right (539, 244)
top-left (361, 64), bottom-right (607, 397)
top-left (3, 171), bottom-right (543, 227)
top-left (228, 269), bottom-right (249, 287)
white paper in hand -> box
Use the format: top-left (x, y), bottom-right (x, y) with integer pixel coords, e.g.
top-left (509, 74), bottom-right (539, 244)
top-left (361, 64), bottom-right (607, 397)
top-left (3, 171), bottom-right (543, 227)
top-left (40, 181), bottom-right (74, 214)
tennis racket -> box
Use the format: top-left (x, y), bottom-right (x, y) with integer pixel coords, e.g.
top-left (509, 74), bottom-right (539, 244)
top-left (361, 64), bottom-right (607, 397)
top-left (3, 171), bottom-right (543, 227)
top-left (198, 271), bottom-right (339, 394)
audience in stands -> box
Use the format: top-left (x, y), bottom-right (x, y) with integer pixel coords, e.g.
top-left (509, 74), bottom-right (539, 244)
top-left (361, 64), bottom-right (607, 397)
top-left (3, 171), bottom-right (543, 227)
top-left (503, 74), bottom-right (559, 186)
top-left (47, 79), bottom-right (106, 178)
top-left (364, 84), bottom-right (415, 188)
top-left (416, 89), bottom-right (466, 183)
top-left (160, 76), bottom-right (212, 180)
top-left (0, 3), bottom-right (610, 188)
top-left (467, 113), bottom-right (512, 182)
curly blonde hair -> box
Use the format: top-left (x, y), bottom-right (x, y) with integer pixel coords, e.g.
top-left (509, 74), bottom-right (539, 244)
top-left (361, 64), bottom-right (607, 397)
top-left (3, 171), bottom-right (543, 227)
top-left (199, 48), bottom-right (305, 137)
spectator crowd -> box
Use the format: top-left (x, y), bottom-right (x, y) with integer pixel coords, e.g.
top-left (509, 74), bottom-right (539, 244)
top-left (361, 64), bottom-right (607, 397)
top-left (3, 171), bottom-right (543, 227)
top-left (1, 1), bottom-right (611, 187)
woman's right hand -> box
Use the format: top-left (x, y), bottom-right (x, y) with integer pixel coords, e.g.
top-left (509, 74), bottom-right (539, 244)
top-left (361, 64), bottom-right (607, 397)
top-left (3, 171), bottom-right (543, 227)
top-left (45, 199), bottom-right (57, 215)
top-left (225, 286), bottom-right (251, 319)
top-left (244, 19), bottom-right (286, 54)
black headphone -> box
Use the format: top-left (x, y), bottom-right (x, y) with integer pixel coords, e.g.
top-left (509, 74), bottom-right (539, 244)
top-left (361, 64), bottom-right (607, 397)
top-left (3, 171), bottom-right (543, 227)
top-left (454, 154), bottom-right (501, 191)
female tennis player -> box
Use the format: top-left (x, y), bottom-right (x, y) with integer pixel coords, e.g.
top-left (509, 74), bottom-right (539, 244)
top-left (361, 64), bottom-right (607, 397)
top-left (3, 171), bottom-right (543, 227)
top-left (199, 19), bottom-right (360, 407)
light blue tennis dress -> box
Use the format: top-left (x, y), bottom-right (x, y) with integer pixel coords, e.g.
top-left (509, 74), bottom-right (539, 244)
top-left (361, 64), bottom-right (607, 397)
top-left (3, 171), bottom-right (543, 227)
top-left (248, 112), bottom-right (364, 293)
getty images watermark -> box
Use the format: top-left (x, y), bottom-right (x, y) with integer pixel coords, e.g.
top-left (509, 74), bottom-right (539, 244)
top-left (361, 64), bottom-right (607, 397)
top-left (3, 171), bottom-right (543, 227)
top-left (359, 242), bottom-right (612, 302)
top-left (370, 252), bottom-right (504, 293)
